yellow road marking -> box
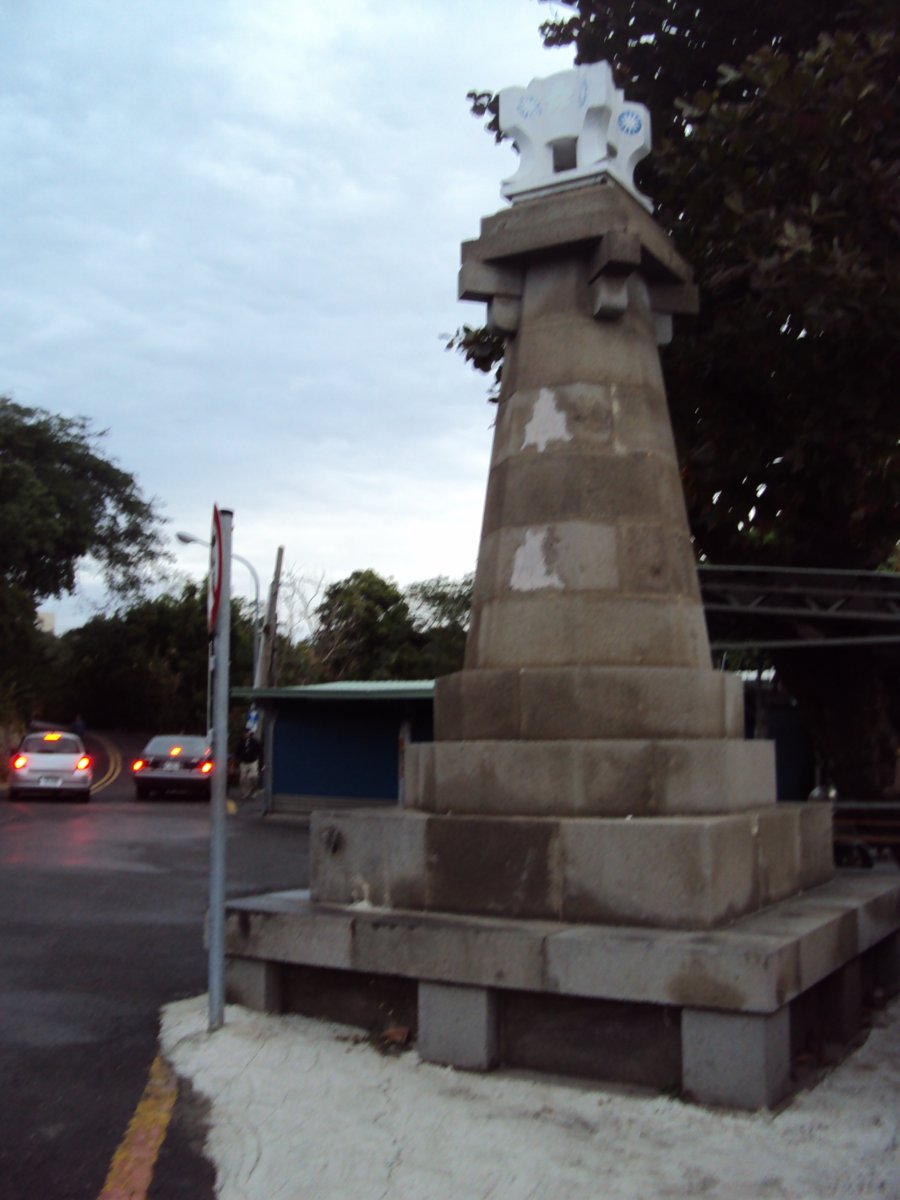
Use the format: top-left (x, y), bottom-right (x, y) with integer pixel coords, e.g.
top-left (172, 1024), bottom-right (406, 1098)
top-left (91, 734), bottom-right (121, 795)
top-left (98, 1054), bottom-right (177, 1200)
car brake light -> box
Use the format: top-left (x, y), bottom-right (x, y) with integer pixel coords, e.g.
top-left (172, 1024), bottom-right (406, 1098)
top-left (132, 759), bottom-right (145, 773)
top-left (12, 754), bottom-right (27, 770)
top-left (200, 761), bottom-right (213, 775)
top-left (76, 756), bottom-right (91, 771)
top-left (169, 746), bottom-right (183, 757)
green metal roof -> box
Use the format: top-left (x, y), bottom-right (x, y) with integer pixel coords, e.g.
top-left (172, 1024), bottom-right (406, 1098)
top-left (232, 680), bottom-right (435, 702)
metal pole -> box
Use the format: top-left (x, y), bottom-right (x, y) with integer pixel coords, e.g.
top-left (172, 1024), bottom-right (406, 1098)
top-left (208, 508), bottom-right (232, 1031)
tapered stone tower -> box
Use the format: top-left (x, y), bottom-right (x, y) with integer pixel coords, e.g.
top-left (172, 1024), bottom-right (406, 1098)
top-left (225, 65), bottom-right (900, 1109)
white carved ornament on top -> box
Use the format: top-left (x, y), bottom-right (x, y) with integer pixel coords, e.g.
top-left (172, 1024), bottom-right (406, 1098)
top-left (498, 63), bottom-right (652, 210)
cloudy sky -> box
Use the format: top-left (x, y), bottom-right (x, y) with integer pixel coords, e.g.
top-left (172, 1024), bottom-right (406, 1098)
top-left (1, 0), bottom-right (576, 630)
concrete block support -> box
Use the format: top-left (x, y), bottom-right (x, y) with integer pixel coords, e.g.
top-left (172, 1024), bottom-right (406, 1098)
top-left (418, 981), bottom-right (499, 1070)
top-left (682, 1006), bottom-right (791, 1110)
top-left (225, 956), bottom-right (282, 1013)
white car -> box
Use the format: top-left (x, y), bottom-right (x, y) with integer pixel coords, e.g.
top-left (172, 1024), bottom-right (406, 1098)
top-left (9, 731), bottom-right (93, 802)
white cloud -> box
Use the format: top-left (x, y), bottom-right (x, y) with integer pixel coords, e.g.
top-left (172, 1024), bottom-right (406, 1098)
top-left (0, 0), bottom-right (573, 632)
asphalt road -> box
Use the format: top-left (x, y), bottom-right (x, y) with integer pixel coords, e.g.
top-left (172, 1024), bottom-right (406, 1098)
top-left (0, 731), bottom-right (310, 1200)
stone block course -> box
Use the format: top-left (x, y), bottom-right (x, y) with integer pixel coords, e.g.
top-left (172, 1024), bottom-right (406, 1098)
top-left (310, 809), bottom-right (428, 910)
top-left (481, 451), bottom-right (686, 536)
top-left (558, 814), bottom-right (759, 928)
top-left (434, 665), bottom-right (745, 742)
top-left (225, 877), bottom-right (900, 1017)
top-left (406, 737), bottom-right (776, 818)
top-left (489, 384), bottom-right (616, 469)
top-left (311, 806), bottom-right (822, 929)
top-left (469, 593), bottom-right (711, 670)
top-left (352, 910), bottom-right (549, 991)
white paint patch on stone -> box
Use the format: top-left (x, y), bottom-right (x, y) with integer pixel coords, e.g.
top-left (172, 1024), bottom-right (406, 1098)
top-left (522, 388), bottom-right (571, 453)
top-left (511, 528), bottom-right (564, 591)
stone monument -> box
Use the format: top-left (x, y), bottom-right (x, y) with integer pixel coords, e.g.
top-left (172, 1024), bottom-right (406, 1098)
top-left (225, 64), bottom-right (900, 1109)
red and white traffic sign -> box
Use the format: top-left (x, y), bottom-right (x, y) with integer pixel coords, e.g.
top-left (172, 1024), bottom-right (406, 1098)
top-left (207, 505), bottom-right (223, 635)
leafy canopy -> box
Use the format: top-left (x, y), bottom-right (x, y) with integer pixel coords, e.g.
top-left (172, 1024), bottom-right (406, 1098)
top-left (457, 1), bottom-right (899, 796)
top-left (0, 398), bottom-right (165, 600)
top-left (534, 1), bottom-right (900, 569)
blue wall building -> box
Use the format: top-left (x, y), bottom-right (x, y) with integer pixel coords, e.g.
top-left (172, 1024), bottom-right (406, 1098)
top-left (232, 681), bottom-right (434, 816)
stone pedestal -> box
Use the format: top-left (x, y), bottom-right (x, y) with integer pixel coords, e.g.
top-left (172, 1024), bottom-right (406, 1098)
top-left (225, 178), bottom-right (900, 1109)
top-left (309, 181), bottom-right (833, 934)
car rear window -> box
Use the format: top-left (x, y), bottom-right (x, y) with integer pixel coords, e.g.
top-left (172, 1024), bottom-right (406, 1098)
top-left (143, 736), bottom-right (210, 757)
top-left (21, 734), bottom-right (82, 754)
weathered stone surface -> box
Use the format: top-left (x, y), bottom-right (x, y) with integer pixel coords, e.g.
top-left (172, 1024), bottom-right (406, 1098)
top-left (559, 814), bottom-right (759, 928)
top-left (425, 814), bottom-right (560, 919)
top-left (352, 909), bottom-right (549, 991)
top-left (310, 809), bottom-right (428, 910)
top-left (225, 957), bottom-right (282, 1012)
top-left (682, 1007), bottom-right (792, 1109)
top-left (465, 180), bottom-right (693, 283)
top-left (467, 593), bottom-right (711, 670)
top-left (309, 805), bottom-right (825, 928)
top-left (480, 449), bottom-right (686, 538)
top-left (418, 981), bottom-right (498, 1070)
top-left (224, 876), bottom-right (900, 1013)
top-left (407, 737), bottom-right (776, 817)
top-left (797, 801), bottom-right (836, 890)
top-left (545, 924), bottom-right (800, 1013)
top-left (434, 665), bottom-right (745, 741)
top-left (489, 384), bottom-right (615, 468)
top-left (225, 902), bottom-right (353, 971)
top-left (471, 522), bottom-right (701, 608)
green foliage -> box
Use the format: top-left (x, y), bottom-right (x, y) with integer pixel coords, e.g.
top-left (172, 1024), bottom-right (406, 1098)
top-left (0, 398), bottom-right (165, 600)
top-left (444, 326), bottom-right (506, 399)
top-left (0, 397), bottom-right (167, 726)
top-left (49, 582), bottom-right (256, 731)
top-left (309, 570), bottom-right (472, 683)
top-left (455, 2), bottom-right (899, 794)
top-left (534, 3), bottom-right (900, 570)
top-left (0, 585), bottom-right (61, 726)
top-left (655, 28), bottom-right (900, 569)
top-left (538, 0), bottom-right (894, 120)
top-left (310, 570), bottom-right (420, 682)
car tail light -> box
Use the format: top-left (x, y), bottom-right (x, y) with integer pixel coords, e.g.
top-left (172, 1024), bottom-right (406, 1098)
top-left (200, 761), bottom-right (213, 775)
top-left (132, 759), bottom-right (145, 773)
top-left (76, 756), bottom-right (91, 772)
top-left (12, 754), bottom-right (27, 770)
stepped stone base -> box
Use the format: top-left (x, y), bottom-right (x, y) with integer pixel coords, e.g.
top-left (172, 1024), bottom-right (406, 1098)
top-left (408, 737), bottom-right (776, 817)
top-left (309, 804), bottom-right (833, 930)
top-left (434, 666), bottom-right (745, 741)
top-left (224, 873), bottom-right (900, 1109)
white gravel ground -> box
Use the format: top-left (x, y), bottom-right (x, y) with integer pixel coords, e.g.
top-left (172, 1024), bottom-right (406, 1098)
top-left (160, 992), bottom-right (900, 1199)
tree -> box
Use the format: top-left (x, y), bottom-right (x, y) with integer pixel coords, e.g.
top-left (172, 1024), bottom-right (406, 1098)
top-left (458, 3), bottom-right (899, 796)
top-left (309, 570), bottom-right (421, 682)
top-left (404, 574), bottom-right (474, 679)
top-left (0, 399), bottom-right (165, 600)
top-left (0, 398), bottom-right (167, 723)
top-left (306, 570), bottom-right (473, 683)
top-left (50, 582), bottom-right (256, 731)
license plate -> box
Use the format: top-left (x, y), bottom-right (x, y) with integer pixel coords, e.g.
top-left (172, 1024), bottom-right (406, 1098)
top-left (40, 777), bottom-right (62, 787)
top-left (163, 762), bottom-right (181, 772)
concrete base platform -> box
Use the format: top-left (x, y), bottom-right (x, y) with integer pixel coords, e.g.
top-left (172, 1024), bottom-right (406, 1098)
top-left (224, 873), bottom-right (900, 1109)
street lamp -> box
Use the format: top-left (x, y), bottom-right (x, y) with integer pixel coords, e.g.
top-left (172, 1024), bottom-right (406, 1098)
top-left (176, 530), bottom-right (262, 685)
